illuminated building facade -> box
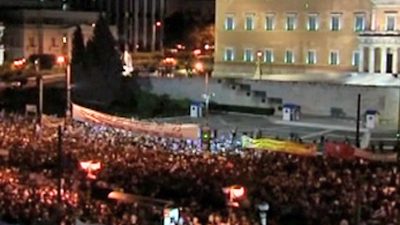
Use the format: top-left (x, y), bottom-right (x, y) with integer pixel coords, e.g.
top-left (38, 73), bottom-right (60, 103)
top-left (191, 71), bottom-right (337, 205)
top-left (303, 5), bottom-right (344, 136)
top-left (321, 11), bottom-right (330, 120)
top-left (0, 10), bottom-right (116, 61)
top-left (214, 0), bottom-right (400, 78)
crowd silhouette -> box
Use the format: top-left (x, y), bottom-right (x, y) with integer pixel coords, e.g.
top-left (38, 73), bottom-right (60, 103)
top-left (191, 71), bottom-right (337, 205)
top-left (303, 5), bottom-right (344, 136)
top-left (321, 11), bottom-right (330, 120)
top-left (0, 112), bottom-right (399, 225)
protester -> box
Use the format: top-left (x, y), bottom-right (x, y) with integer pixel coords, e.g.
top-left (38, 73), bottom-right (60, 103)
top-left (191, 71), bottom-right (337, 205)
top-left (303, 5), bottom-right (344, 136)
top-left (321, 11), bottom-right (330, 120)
top-left (0, 112), bottom-right (399, 225)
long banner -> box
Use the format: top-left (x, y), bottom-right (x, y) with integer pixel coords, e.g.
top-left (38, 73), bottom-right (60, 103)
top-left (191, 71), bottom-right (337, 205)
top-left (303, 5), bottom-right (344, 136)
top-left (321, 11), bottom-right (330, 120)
top-left (241, 136), bottom-right (317, 156)
top-left (72, 104), bottom-right (200, 140)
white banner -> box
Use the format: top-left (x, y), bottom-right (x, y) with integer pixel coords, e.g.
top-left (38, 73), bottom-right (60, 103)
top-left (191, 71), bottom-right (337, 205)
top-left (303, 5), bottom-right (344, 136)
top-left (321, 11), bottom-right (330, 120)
top-left (72, 104), bottom-right (200, 140)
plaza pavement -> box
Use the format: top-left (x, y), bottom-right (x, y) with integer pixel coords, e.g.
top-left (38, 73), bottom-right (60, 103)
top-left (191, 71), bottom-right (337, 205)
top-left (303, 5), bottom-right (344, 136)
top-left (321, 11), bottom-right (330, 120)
top-left (154, 112), bottom-right (398, 149)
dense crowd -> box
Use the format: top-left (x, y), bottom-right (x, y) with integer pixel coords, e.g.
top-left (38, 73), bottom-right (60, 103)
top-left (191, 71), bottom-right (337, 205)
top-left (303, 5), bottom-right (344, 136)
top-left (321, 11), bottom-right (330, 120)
top-left (0, 112), bottom-right (399, 225)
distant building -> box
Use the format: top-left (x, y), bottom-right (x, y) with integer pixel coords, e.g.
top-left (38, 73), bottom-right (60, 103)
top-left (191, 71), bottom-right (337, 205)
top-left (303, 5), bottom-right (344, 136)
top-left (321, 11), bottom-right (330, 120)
top-left (0, 9), bottom-right (116, 61)
top-left (64, 0), bottom-right (166, 52)
top-left (214, 0), bottom-right (400, 78)
top-left (0, 23), bottom-right (4, 65)
top-left (166, 0), bottom-right (214, 16)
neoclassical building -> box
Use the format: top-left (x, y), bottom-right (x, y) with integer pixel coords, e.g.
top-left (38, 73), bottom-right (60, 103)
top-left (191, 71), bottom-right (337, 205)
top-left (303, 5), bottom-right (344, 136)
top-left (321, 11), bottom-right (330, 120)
top-left (214, 0), bottom-right (400, 78)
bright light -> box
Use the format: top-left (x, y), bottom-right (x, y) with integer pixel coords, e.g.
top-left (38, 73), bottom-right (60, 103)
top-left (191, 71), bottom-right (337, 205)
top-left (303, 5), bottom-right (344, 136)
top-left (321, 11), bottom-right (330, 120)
top-left (62, 36), bottom-right (67, 44)
top-left (257, 51), bottom-right (263, 57)
top-left (204, 44), bottom-right (210, 50)
top-left (91, 23), bottom-right (96, 27)
top-left (56, 55), bottom-right (66, 65)
top-left (13, 58), bottom-right (26, 68)
top-left (193, 49), bottom-right (201, 56)
top-left (162, 57), bottom-right (177, 66)
top-left (156, 21), bottom-right (162, 27)
top-left (176, 44), bottom-right (185, 50)
top-left (194, 62), bottom-right (204, 72)
top-left (231, 186), bottom-right (245, 199)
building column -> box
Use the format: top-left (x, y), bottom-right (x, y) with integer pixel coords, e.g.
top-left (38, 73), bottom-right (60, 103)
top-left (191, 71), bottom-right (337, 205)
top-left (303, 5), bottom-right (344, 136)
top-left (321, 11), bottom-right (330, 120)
top-left (371, 9), bottom-right (376, 30)
top-left (369, 47), bottom-right (375, 74)
top-left (381, 47), bottom-right (387, 74)
top-left (393, 47), bottom-right (398, 74)
top-left (358, 46), bottom-right (364, 73)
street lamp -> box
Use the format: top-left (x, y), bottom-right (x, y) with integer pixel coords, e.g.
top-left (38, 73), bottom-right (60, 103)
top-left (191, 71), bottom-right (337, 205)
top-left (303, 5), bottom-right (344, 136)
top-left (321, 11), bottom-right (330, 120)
top-left (257, 202), bottom-right (270, 225)
top-left (80, 160), bottom-right (102, 180)
top-left (255, 50), bottom-right (263, 80)
top-left (151, 21), bottom-right (162, 52)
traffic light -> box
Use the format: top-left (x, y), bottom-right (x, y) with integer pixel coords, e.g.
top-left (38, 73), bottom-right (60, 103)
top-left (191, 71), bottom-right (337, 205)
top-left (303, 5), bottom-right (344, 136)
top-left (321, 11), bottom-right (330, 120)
top-left (201, 126), bottom-right (211, 151)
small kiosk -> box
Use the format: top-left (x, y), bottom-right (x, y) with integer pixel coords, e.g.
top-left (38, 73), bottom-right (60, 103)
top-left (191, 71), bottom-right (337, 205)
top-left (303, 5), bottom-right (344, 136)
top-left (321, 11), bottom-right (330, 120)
top-left (190, 102), bottom-right (203, 118)
top-left (365, 110), bottom-right (379, 129)
top-left (282, 103), bottom-right (301, 121)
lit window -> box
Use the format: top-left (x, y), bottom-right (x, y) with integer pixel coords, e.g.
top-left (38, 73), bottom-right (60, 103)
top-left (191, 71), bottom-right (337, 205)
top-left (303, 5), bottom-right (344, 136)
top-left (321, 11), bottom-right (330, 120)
top-left (284, 50), bottom-right (294, 64)
top-left (286, 14), bottom-right (297, 31)
top-left (354, 14), bottom-right (365, 32)
top-left (243, 49), bottom-right (254, 62)
top-left (51, 37), bottom-right (57, 47)
top-left (352, 51), bottom-right (360, 66)
top-left (225, 15), bottom-right (235, 31)
top-left (329, 51), bottom-right (340, 65)
top-left (306, 50), bottom-right (317, 64)
top-left (29, 37), bottom-right (35, 47)
top-left (386, 15), bottom-right (396, 31)
top-left (265, 14), bottom-right (275, 31)
top-left (245, 14), bottom-right (255, 31)
top-left (307, 14), bottom-right (318, 31)
top-left (264, 49), bottom-right (274, 63)
top-left (331, 14), bottom-right (341, 31)
top-left (224, 48), bottom-right (235, 61)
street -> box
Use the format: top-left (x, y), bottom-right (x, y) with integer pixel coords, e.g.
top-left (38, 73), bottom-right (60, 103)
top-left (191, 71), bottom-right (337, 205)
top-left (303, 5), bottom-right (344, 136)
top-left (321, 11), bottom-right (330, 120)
top-left (155, 112), bottom-right (398, 149)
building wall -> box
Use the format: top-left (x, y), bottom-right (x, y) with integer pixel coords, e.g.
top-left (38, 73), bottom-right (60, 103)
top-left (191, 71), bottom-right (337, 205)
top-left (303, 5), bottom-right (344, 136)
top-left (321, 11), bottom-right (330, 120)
top-left (214, 0), bottom-right (375, 77)
top-left (138, 76), bottom-right (400, 125)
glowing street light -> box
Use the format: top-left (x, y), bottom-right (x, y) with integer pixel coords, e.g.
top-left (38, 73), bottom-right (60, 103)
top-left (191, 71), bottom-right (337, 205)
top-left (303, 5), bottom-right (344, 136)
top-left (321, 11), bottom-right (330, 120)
top-left (222, 185), bottom-right (247, 208)
top-left (56, 55), bottom-right (66, 65)
top-left (254, 50), bottom-right (263, 79)
top-left (80, 160), bottom-right (102, 179)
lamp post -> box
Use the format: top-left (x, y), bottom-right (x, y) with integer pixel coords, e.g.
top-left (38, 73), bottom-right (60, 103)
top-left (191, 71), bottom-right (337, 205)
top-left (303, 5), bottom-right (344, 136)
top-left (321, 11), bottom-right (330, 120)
top-left (35, 59), bottom-right (43, 125)
top-left (202, 71), bottom-right (215, 119)
top-left (257, 202), bottom-right (270, 225)
top-left (151, 21), bottom-right (161, 52)
top-left (66, 63), bottom-right (72, 120)
top-left (255, 51), bottom-right (263, 80)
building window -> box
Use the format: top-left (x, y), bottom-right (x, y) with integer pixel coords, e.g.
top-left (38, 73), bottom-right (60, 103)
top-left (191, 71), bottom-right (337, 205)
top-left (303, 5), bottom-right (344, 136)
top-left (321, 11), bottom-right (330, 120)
top-left (306, 50), bottom-right (317, 64)
top-left (224, 48), bottom-right (235, 61)
top-left (286, 14), bottom-right (297, 31)
top-left (264, 49), bottom-right (274, 63)
top-left (307, 14), bottom-right (319, 31)
top-left (243, 48), bottom-right (254, 62)
top-left (225, 14), bottom-right (235, 31)
top-left (51, 37), bottom-right (57, 47)
top-left (284, 50), bottom-right (294, 63)
top-left (354, 14), bottom-right (365, 32)
top-left (386, 15), bottom-right (396, 31)
top-left (245, 14), bottom-right (255, 31)
top-left (265, 14), bottom-right (275, 31)
top-left (331, 14), bottom-right (341, 31)
top-left (352, 51), bottom-right (360, 66)
top-left (28, 37), bottom-right (35, 47)
top-left (329, 51), bottom-right (340, 65)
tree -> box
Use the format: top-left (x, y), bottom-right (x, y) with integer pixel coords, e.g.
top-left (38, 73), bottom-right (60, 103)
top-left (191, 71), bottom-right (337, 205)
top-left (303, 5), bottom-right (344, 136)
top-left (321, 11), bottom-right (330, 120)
top-left (86, 16), bottom-right (122, 79)
top-left (71, 25), bottom-right (86, 66)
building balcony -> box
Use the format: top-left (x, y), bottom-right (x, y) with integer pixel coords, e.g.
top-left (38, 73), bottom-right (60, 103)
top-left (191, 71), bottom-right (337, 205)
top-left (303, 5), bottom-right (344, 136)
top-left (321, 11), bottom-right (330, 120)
top-left (359, 30), bottom-right (400, 37)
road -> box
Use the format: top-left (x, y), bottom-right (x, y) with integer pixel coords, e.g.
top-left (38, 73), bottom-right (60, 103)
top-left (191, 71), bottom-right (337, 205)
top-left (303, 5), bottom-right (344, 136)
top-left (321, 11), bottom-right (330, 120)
top-left (0, 73), bottom-right (65, 90)
top-left (154, 112), bottom-right (398, 149)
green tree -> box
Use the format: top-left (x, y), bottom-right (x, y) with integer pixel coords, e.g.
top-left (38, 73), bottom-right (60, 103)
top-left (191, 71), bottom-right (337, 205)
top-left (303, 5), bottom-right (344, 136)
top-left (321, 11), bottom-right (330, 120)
top-left (86, 16), bottom-right (122, 79)
top-left (71, 25), bottom-right (86, 66)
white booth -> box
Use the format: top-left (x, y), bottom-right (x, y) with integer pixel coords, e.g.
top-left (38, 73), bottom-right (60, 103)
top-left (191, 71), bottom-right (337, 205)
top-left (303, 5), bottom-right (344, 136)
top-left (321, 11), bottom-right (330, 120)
top-left (365, 110), bottom-right (379, 129)
top-left (190, 102), bottom-right (203, 118)
top-left (282, 103), bottom-right (301, 121)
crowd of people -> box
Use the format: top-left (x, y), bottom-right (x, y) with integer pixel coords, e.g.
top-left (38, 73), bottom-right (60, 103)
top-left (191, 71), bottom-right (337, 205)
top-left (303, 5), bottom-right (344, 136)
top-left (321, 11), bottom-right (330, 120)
top-left (0, 112), bottom-right (399, 225)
